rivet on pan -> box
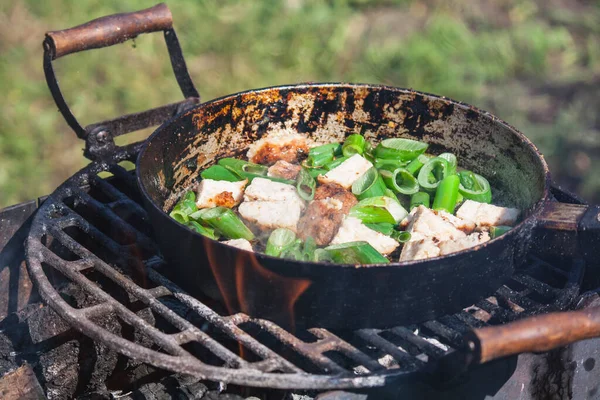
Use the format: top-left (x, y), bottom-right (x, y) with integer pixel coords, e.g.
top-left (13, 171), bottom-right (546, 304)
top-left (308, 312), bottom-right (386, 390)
top-left (96, 130), bottom-right (109, 143)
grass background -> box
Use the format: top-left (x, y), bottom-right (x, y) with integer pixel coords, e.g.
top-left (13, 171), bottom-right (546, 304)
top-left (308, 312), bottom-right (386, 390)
top-left (0, 0), bottom-right (598, 207)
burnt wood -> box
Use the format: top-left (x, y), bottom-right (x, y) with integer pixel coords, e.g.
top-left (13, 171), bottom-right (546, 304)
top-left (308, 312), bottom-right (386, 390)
top-left (45, 4), bottom-right (172, 59)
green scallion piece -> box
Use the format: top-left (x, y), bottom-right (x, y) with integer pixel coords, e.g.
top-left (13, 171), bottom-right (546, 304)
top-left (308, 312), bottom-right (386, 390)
top-left (391, 231), bottom-right (411, 243)
top-left (438, 153), bottom-right (457, 176)
top-left (307, 168), bottom-right (328, 179)
top-left (169, 191), bottom-right (197, 223)
top-left (417, 157), bottom-right (450, 193)
top-left (490, 225), bottom-right (512, 239)
top-left (458, 171), bottom-right (492, 203)
top-left (374, 158), bottom-right (409, 171)
top-left (364, 222), bottom-right (396, 236)
top-left (218, 158), bottom-right (293, 184)
top-left (265, 228), bottom-right (297, 257)
top-left (301, 236), bottom-right (317, 262)
top-left (380, 168), bottom-right (419, 195)
top-left (432, 174), bottom-right (460, 213)
top-left (324, 156), bottom-right (349, 170)
top-left (352, 167), bottom-right (387, 200)
top-left (196, 207), bottom-right (255, 241)
top-left (324, 241), bottom-right (389, 264)
top-left (296, 168), bottom-right (316, 201)
top-left (280, 238), bottom-right (304, 261)
top-left (342, 134), bottom-right (366, 157)
top-left (373, 138), bottom-right (428, 161)
top-left (349, 196), bottom-right (408, 224)
top-left (306, 143), bottom-right (342, 167)
top-left (186, 221), bottom-right (219, 240)
top-left (200, 165), bottom-right (242, 182)
top-left (405, 154), bottom-right (430, 176)
top-left (410, 192), bottom-right (430, 210)
top-left (315, 248), bottom-right (333, 263)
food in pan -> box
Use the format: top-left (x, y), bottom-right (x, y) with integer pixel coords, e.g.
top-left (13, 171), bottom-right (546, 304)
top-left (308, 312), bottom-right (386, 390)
top-left (169, 131), bottom-right (520, 264)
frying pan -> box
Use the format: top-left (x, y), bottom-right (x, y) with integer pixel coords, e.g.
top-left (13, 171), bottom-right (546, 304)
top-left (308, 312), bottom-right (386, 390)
top-left (43, 4), bottom-right (600, 368)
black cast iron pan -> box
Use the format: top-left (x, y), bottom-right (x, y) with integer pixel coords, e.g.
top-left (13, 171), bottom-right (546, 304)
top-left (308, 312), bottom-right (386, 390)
top-left (43, 4), bottom-right (600, 370)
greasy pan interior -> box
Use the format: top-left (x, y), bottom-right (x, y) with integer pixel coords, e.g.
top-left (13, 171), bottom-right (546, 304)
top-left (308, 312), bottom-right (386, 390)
top-left (136, 83), bottom-right (550, 328)
top-left (139, 83), bottom-right (549, 254)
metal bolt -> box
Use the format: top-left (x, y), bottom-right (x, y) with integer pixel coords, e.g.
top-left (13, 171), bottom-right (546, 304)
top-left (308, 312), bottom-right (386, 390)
top-left (96, 130), bottom-right (109, 143)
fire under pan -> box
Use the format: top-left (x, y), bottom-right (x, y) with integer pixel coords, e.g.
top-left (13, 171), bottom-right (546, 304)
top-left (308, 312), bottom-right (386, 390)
top-left (24, 149), bottom-right (584, 390)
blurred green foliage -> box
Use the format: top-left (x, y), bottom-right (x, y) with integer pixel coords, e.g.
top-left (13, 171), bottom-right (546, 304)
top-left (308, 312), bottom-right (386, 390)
top-left (0, 0), bottom-right (598, 207)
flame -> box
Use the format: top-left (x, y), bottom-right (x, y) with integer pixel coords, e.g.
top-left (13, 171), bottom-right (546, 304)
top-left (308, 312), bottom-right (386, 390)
top-left (204, 239), bottom-right (311, 330)
top-left (235, 250), bottom-right (311, 332)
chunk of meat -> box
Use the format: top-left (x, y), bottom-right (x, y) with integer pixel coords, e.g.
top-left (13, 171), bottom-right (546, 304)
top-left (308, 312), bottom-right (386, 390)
top-left (456, 200), bottom-right (520, 227)
top-left (222, 238), bottom-right (253, 252)
top-left (243, 177), bottom-right (305, 207)
top-left (313, 183), bottom-right (358, 212)
top-left (238, 200), bottom-right (304, 232)
top-left (330, 217), bottom-right (399, 255)
top-left (317, 154), bottom-right (373, 189)
top-left (405, 206), bottom-right (466, 243)
top-left (438, 231), bottom-right (490, 256)
top-left (297, 198), bottom-right (344, 246)
top-left (399, 238), bottom-right (440, 262)
top-left (196, 179), bottom-right (247, 209)
top-left (246, 131), bottom-right (309, 165)
top-left (297, 183), bottom-right (358, 245)
top-left (435, 210), bottom-right (476, 234)
top-left (267, 160), bottom-right (301, 180)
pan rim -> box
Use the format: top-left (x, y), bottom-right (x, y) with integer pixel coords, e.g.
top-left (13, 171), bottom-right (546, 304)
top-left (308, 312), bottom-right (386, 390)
top-left (136, 82), bottom-right (552, 269)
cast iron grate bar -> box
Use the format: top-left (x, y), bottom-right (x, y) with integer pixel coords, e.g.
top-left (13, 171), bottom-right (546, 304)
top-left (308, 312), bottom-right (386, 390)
top-left (25, 153), bottom-right (584, 390)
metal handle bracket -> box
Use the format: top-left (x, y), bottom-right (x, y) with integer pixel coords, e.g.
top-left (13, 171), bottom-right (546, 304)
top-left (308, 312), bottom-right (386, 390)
top-left (43, 3), bottom-right (200, 161)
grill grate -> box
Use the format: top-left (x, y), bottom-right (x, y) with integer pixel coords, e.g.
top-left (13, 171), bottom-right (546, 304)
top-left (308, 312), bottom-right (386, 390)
top-left (25, 150), bottom-right (584, 390)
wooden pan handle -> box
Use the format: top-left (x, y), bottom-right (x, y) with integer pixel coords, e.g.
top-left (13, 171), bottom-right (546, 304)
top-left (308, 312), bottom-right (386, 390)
top-left (45, 3), bottom-right (172, 59)
top-left (468, 306), bottom-right (600, 363)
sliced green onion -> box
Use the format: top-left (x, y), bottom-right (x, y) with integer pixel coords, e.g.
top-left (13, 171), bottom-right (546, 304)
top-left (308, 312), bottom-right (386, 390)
top-left (349, 196), bottom-right (408, 224)
top-left (405, 154), bottom-right (430, 176)
top-left (384, 188), bottom-right (400, 203)
top-left (438, 153), bottom-right (457, 176)
top-left (364, 222), bottom-right (396, 236)
top-left (218, 158), bottom-right (293, 184)
top-left (455, 192), bottom-right (464, 210)
top-left (301, 236), bottom-right (317, 262)
top-left (391, 230), bottom-right (411, 243)
top-left (373, 138), bottom-right (428, 161)
top-left (324, 241), bottom-right (389, 264)
top-left (342, 134), bottom-right (366, 157)
top-left (169, 191), bottom-right (197, 223)
top-left (380, 168), bottom-right (419, 195)
top-left (410, 192), bottom-right (430, 210)
top-left (490, 225), bottom-right (512, 239)
top-left (315, 248), bottom-right (333, 262)
top-left (432, 174), bottom-right (460, 213)
top-left (307, 168), bottom-right (328, 179)
top-left (374, 158), bottom-right (409, 171)
top-left (265, 228), bottom-right (297, 257)
top-left (352, 167), bottom-right (387, 200)
top-left (307, 151), bottom-right (334, 168)
top-left (280, 238), bottom-right (304, 260)
top-left (186, 221), bottom-right (219, 240)
top-left (324, 156), bottom-right (349, 170)
top-left (196, 207), bottom-right (255, 241)
top-left (458, 171), bottom-right (492, 203)
top-left (201, 165), bottom-right (242, 182)
top-left (306, 143), bottom-right (341, 167)
top-left (296, 168), bottom-right (316, 201)
top-left (417, 157), bottom-right (450, 193)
